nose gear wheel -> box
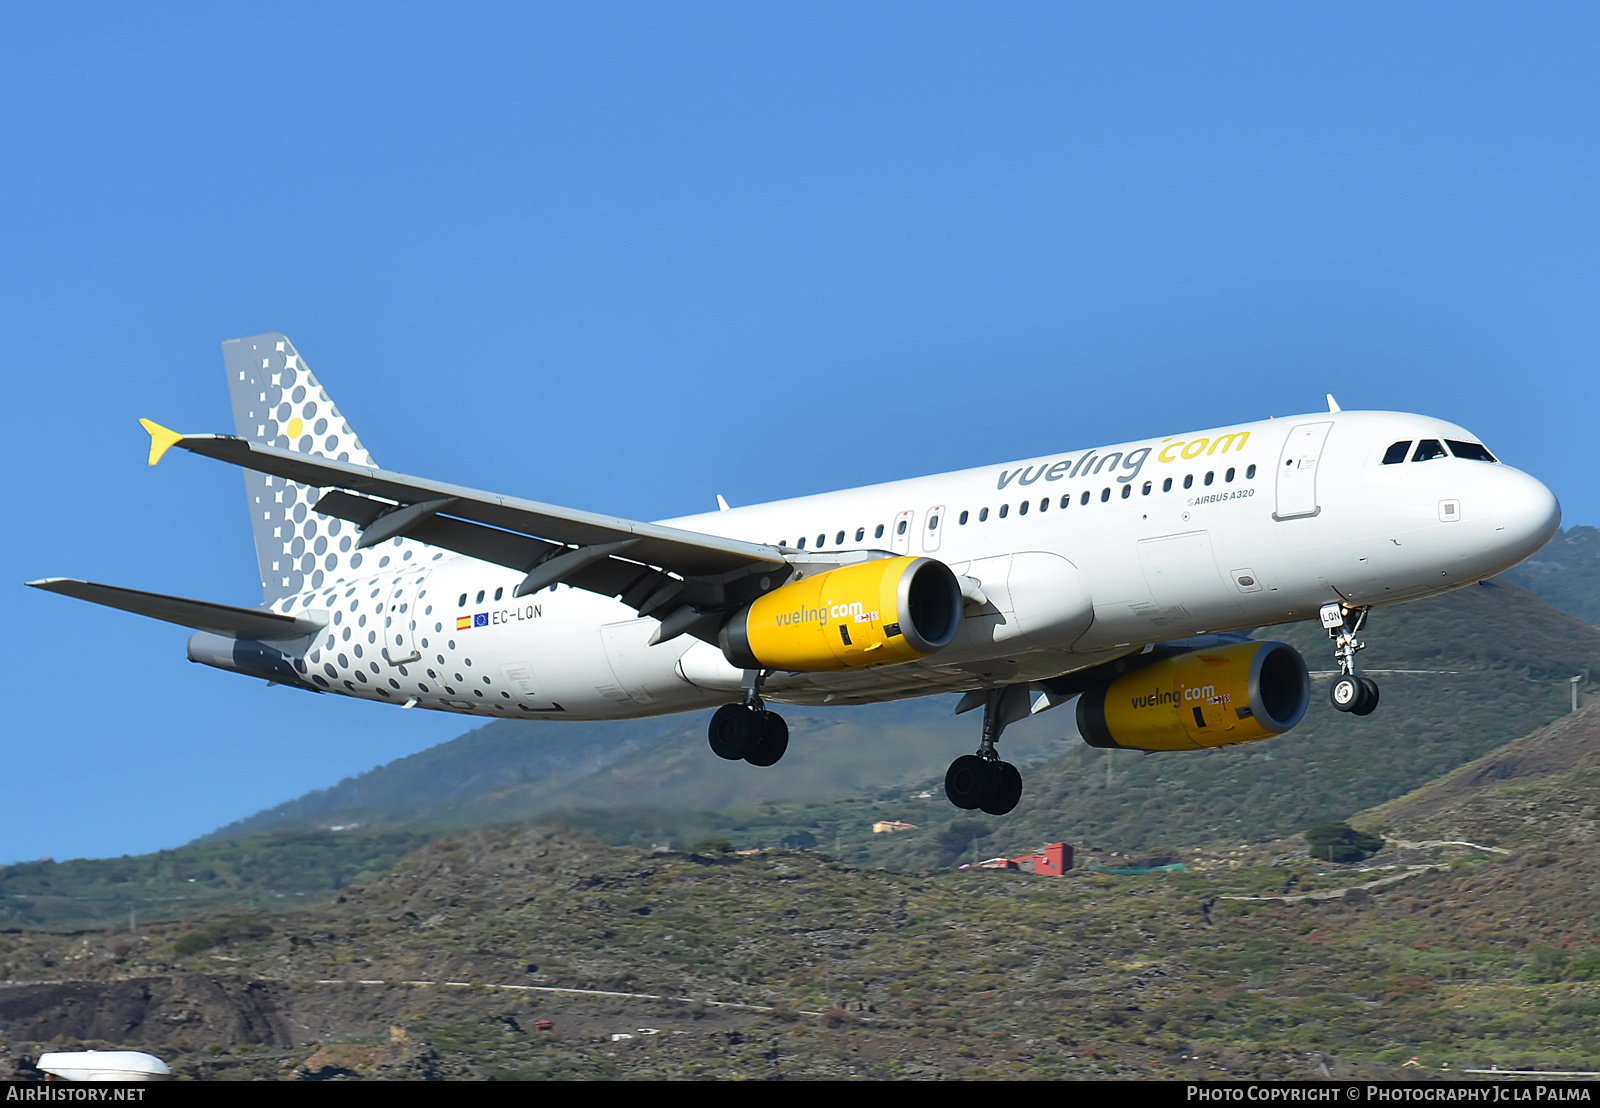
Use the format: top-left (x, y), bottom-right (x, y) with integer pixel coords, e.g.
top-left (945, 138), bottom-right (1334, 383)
top-left (1322, 601), bottom-right (1380, 717)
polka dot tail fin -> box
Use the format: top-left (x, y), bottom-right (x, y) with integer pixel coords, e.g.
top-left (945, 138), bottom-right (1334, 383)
top-left (221, 333), bottom-right (432, 608)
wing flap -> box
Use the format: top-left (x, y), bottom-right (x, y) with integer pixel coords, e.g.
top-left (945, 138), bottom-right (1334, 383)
top-left (26, 578), bottom-right (326, 640)
top-left (314, 490), bottom-right (562, 573)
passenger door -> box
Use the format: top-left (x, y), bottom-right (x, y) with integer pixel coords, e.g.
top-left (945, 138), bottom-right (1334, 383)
top-left (1275, 421), bottom-right (1333, 520)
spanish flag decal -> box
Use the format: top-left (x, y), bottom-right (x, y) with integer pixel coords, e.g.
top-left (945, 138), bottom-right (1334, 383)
top-left (456, 615), bottom-right (472, 630)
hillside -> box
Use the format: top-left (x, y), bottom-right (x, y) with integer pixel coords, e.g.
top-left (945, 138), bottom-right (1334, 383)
top-left (2, 817), bottom-right (1597, 1080)
top-left (1360, 694), bottom-right (1600, 848)
top-left (5, 594), bottom-right (1600, 1078)
top-left (1500, 524), bottom-right (1600, 626)
top-left (212, 696), bottom-right (1073, 836)
top-left (0, 829), bottom-right (439, 931)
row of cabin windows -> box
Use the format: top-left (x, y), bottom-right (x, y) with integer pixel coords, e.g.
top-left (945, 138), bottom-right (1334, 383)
top-left (785, 523), bottom-right (887, 550)
top-left (1381, 438), bottom-right (1497, 465)
top-left (457, 582), bottom-right (559, 607)
top-left (778, 463), bottom-right (1259, 548)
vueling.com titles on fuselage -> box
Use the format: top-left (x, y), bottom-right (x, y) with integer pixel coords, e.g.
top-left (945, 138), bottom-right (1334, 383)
top-left (994, 430), bottom-right (1251, 490)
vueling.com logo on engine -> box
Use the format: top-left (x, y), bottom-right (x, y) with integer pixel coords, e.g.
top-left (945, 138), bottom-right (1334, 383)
top-left (1130, 684), bottom-right (1229, 710)
top-left (773, 601), bottom-right (880, 628)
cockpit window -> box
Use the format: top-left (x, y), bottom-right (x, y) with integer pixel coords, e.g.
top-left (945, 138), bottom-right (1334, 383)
top-left (1446, 439), bottom-right (1497, 463)
top-left (1412, 439), bottom-right (1448, 462)
top-left (1382, 441), bottom-right (1412, 465)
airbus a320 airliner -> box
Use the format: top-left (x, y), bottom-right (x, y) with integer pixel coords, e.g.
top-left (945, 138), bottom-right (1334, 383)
top-left (31, 334), bottom-right (1561, 815)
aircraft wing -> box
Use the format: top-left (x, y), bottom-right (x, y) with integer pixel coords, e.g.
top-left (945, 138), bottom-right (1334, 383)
top-left (26, 578), bottom-right (326, 639)
top-left (142, 422), bottom-right (791, 639)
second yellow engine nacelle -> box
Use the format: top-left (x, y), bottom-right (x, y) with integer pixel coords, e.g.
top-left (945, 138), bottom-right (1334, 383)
top-left (720, 556), bottom-right (963, 672)
top-left (1075, 640), bottom-right (1311, 752)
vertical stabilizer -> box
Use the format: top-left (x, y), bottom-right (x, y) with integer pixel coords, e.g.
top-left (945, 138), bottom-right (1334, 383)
top-left (222, 333), bottom-right (423, 607)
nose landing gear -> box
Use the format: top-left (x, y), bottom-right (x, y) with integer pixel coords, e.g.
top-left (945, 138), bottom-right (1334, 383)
top-left (708, 669), bottom-right (790, 766)
top-left (944, 686), bottom-right (1029, 815)
top-left (1323, 602), bottom-right (1379, 716)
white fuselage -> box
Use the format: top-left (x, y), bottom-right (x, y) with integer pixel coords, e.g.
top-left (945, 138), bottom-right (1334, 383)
top-left (275, 410), bottom-right (1559, 721)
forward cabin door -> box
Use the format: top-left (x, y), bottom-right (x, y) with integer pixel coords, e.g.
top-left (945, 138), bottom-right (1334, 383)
top-left (1274, 422), bottom-right (1333, 520)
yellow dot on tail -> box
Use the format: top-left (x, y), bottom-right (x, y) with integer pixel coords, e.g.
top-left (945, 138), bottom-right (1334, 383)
top-left (287, 417), bottom-right (303, 438)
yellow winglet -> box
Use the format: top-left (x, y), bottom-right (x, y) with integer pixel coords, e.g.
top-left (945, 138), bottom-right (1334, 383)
top-left (139, 418), bottom-right (184, 466)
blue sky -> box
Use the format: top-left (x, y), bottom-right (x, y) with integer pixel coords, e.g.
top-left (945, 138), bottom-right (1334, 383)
top-left (3, 5), bottom-right (1597, 862)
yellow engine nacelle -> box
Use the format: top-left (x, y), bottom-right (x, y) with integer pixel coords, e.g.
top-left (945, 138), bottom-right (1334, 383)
top-left (720, 556), bottom-right (963, 672)
top-left (1075, 640), bottom-right (1310, 752)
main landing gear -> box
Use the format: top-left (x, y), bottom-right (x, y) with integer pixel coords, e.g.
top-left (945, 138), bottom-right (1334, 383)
top-left (944, 686), bottom-right (1029, 816)
top-left (707, 669), bottom-right (790, 767)
top-left (1322, 601), bottom-right (1379, 717)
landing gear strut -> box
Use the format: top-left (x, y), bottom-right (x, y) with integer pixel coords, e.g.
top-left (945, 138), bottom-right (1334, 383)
top-left (945, 686), bottom-right (1028, 815)
top-left (708, 669), bottom-right (789, 766)
top-left (1322, 601), bottom-right (1379, 716)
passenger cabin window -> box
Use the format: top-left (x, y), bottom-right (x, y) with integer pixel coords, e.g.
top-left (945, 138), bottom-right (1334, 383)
top-left (1246, 464), bottom-right (1257, 479)
top-left (1162, 477), bottom-right (1172, 492)
top-left (458, 593), bottom-right (467, 607)
top-left (1225, 468), bottom-right (1235, 482)
top-left (1039, 497), bottom-right (1048, 511)
top-left (1121, 484), bottom-right (1131, 499)
top-left (874, 524), bottom-right (885, 539)
top-left (999, 504), bottom-right (1009, 518)
top-left (797, 537), bottom-right (806, 549)
top-left (896, 520), bottom-right (908, 535)
top-left (817, 533), bottom-right (826, 547)
top-left (476, 590), bottom-right (485, 603)
top-left (494, 587), bottom-right (503, 601)
top-left (1412, 439), bottom-right (1448, 462)
top-left (1100, 487), bottom-right (1110, 502)
top-left (1142, 481), bottom-right (1152, 495)
top-left (959, 510), bottom-right (969, 524)
top-left (979, 507), bottom-right (989, 521)
top-left (1079, 491), bottom-right (1090, 506)
top-left (1183, 474), bottom-right (1193, 489)
top-left (928, 513), bottom-right (940, 530)
top-left (1018, 500), bottom-right (1029, 515)
top-left (1382, 441), bottom-right (1412, 465)
top-left (1447, 439), bottom-right (1497, 462)
top-left (836, 530), bottom-right (845, 545)
top-left (1060, 494), bottom-right (1071, 508)
top-left (855, 527), bottom-right (865, 541)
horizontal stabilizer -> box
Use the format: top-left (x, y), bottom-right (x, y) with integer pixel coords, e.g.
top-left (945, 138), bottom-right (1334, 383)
top-left (26, 578), bottom-right (326, 640)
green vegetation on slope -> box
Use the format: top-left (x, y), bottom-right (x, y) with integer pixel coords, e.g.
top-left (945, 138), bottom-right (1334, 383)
top-left (1500, 525), bottom-right (1600, 626)
top-left (4, 819), bottom-right (1598, 1079)
top-left (0, 829), bottom-right (438, 931)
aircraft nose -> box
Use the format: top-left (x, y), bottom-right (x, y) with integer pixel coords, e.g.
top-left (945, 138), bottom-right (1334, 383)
top-left (1490, 467), bottom-right (1561, 562)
